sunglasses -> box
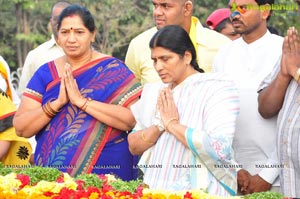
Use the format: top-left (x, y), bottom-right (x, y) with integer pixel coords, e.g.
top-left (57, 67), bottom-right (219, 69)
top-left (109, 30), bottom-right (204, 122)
top-left (230, 2), bottom-right (248, 12)
top-left (230, 4), bottom-right (248, 19)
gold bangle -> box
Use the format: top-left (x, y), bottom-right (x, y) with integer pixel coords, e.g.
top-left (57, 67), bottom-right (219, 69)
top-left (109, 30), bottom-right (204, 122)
top-left (141, 131), bottom-right (154, 145)
top-left (47, 101), bottom-right (60, 113)
top-left (164, 117), bottom-right (178, 132)
top-left (42, 104), bottom-right (54, 118)
top-left (46, 102), bottom-right (57, 116)
top-left (82, 98), bottom-right (92, 112)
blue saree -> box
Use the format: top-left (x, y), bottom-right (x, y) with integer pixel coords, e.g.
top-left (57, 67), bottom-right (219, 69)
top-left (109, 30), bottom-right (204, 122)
top-left (24, 56), bottom-right (142, 180)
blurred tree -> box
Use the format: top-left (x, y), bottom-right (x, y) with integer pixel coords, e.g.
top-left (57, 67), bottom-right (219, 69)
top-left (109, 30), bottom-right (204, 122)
top-left (268, 0), bottom-right (300, 36)
top-left (83, 0), bottom-right (153, 59)
top-left (0, 1), bottom-right (17, 68)
top-left (0, 0), bottom-right (53, 69)
top-left (0, 0), bottom-right (299, 73)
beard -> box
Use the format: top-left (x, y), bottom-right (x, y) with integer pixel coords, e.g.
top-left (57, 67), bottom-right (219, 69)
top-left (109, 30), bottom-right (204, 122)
top-left (232, 19), bottom-right (260, 35)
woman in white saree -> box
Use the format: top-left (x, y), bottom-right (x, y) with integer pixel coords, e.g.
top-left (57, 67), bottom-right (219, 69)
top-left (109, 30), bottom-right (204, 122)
top-left (128, 25), bottom-right (240, 196)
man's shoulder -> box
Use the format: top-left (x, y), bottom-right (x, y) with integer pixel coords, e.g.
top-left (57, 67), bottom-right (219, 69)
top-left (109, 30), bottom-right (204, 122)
top-left (217, 37), bottom-right (241, 51)
top-left (195, 23), bottom-right (231, 47)
top-left (130, 27), bottom-right (157, 43)
top-left (220, 32), bottom-right (284, 50)
top-left (268, 33), bottom-right (284, 43)
top-left (27, 38), bottom-right (56, 55)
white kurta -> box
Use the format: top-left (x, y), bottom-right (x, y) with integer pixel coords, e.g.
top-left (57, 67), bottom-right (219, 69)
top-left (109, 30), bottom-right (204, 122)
top-left (18, 35), bottom-right (64, 95)
top-left (213, 31), bottom-right (283, 186)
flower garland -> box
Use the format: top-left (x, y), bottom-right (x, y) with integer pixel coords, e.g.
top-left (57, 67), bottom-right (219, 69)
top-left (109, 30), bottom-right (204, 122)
top-left (0, 171), bottom-right (144, 199)
top-left (0, 165), bottom-right (284, 199)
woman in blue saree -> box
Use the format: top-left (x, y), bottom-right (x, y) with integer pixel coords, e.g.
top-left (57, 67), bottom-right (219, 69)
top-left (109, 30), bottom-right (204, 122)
top-left (14, 4), bottom-right (141, 180)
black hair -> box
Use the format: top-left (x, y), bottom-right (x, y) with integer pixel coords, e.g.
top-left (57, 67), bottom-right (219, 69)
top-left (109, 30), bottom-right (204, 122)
top-left (214, 18), bottom-right (231, 33)
top-left (57, 4), bottom-right (95, 33)
top-left (267, 25), bottom-right (279, 35)
top-left (255, 0), bottom-right (275, 20)
top-left (255, 0), bottom-right (274, 5)
top-left (149, 25), bottom-right (204, 73)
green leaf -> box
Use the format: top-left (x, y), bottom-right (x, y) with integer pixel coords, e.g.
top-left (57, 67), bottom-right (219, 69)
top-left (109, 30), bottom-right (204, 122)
top-left (111, 179), bottom-right (143, 193)
top-left (75, 173), bottom-right (103, 189)
top-left (244, 191), bottom-right (284, 199)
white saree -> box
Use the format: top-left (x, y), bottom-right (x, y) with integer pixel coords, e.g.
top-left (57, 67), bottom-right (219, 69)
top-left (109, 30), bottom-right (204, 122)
top-left (131, 73), bottom-right (239, 196)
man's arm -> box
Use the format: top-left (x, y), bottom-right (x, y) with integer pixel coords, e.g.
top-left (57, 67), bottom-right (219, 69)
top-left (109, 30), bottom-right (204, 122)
top-left (246, 149), bottom-right (280, 194)
top-left (258, 67), bottom-right (291, 118)
top-left (259, 27), bottom-right (300, 118)
top-left (238, 150), bottom-right (280, 194)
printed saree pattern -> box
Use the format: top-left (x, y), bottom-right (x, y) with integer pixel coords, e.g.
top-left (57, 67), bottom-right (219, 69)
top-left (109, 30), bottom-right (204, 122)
top-left (24, 57), bottom-right (141, 178)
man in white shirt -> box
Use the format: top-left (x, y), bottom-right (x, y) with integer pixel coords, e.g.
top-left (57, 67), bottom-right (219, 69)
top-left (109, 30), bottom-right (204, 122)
top-left (17, 1), bottom-right (70, 160)
top-left (18, 1), bottom-right (70, 95)
top-left (213, 0), bottom-right (282, 194)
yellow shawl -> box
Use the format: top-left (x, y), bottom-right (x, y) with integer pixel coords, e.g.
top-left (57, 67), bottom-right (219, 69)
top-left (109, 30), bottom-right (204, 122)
top-left (0, 63), bottom-right (32, 167)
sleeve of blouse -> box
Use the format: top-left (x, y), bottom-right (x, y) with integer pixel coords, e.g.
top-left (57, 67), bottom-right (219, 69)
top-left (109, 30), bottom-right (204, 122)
top-left (23, 63), bottom-right (50, 103)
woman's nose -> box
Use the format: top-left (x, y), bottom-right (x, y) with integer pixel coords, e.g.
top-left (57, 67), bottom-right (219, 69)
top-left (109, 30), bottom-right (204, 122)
top-left (67, 32), bottom-right (76, 42)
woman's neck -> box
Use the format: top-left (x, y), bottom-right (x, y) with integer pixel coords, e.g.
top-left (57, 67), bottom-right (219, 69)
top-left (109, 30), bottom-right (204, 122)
top-left (171, 67), bottom-right (198, 89)
top-left (66, 50), bottom-right (94, 70)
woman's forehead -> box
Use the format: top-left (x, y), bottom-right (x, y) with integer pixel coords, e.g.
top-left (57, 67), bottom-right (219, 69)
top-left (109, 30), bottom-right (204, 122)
top-left (60, 15), bottom-right (85, 28)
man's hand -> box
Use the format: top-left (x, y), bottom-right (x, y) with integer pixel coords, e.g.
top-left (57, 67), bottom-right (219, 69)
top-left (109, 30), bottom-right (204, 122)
top-left (237, 169), bottom-right (251, 195)
top-left (247, 174), bottom-right (272, 193)
top-left (282, 27), bottom-right (300, 79)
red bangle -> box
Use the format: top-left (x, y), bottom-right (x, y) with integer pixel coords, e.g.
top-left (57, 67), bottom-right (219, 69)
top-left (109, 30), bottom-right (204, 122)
top-left (80, 98), bottom-right (88, 110)
top-left (82, 98), bottom-right (92, 112)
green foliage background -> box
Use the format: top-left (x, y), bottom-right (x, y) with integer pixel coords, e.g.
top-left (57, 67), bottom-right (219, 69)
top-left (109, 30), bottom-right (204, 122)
top-left (0, 0), bottom-right (299, 71)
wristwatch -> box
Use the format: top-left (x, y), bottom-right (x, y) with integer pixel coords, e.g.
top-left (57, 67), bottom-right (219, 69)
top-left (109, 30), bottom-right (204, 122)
top-left (155, 123), bottom-right (165, 132)
top-left (294, 67), bottom-right (300, 83)
top-left (153, 114), bottom-right (165, 132)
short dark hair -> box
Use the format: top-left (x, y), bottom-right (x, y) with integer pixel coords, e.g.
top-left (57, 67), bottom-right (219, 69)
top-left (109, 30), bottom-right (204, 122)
top-left (255, 0), bottom-right (275, 5)
top-left (214, 18), bottom-right (231, 33)
top-left (149, 25), bottom-right (204, 73)
top-left (57, 4), bottom-right (96, 33)
top-left (255, 0), bottom-right (275, 20)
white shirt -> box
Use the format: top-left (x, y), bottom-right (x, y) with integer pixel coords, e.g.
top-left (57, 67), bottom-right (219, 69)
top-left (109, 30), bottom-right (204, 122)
top-left (17, 35), bottom-right (63, 153)
top-left (18, 35), bottom-right (64, 95)
top-left (213, 31), bottom-right (283, 185)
